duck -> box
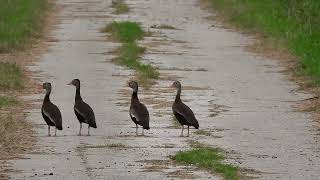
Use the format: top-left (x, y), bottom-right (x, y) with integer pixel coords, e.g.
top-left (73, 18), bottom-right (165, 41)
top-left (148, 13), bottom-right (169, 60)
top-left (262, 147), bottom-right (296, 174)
top-left (171, 81), bottom-right (199, 137)
top-left (41, 82), bottom-right (63, 136)
top-left (68, 79), bottom-right (97, 136)
top-left (129, 81), bottom-right (150, 136)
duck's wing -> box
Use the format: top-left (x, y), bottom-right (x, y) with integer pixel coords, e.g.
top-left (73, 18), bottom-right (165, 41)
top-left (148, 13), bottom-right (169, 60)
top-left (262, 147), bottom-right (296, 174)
top-left (130, 102), bottom-right (149, 128)
top-left (173, 101), bottom-right (198, 128)
top-left (42, 102), bottom-right (63, 130)
top-left (74, 101), bottom-right (96, 128)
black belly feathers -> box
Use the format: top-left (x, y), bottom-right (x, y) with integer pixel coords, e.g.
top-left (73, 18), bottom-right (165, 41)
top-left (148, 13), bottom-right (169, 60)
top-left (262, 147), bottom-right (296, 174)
top-left (40, 79), bottom-right (199, 137)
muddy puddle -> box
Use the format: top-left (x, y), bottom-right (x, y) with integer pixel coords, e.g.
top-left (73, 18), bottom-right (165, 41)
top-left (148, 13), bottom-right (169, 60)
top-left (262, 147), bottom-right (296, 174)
top-left (8, 0), bottom-right (320, 179)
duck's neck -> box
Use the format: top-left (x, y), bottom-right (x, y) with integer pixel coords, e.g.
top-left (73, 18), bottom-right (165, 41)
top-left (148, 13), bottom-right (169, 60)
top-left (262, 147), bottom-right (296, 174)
top-left (44, 90), bottom-right (51, 103)
top-left (131, 89), bottom-right (139, 103)
top-left (75, 86), bottom-right (82, 101)
top-left (175, 88), bottom-right (181, 102)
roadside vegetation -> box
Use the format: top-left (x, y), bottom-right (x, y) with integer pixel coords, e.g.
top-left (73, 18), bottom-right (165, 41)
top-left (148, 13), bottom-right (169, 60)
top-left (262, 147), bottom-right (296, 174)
top-left (0, 96), bottom-right (18, 108)
top-left (102, 21), bottom-right (159, 87)
top-left (0, 62), bottom-right (23, 90)
top-left (111, 0), bottom-right (130, 14)
top-left (171, 140), bottom-right (240, 180)
top-left (207, 0), bottom-right (320, 85)
top-left (0, 0), bottom-right (50, 172)
top-left (0, 0), bottom-right (49, 52)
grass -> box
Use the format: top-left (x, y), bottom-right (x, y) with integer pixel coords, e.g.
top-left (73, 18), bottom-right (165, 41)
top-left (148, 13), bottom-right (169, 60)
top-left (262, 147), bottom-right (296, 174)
top-left (150, 24), bottom-right (177, 30)
top-left (0, 62), bottom-right (23, 90)
top-left (0, 96), bottom-right (18, 108)
top-left (81, 143), bottom-right (127, 149)
top-left (0, 114), bottom-right (33, 154)
top-left (103, 21), bottom-right (159, 86)
top-left (114, 43), bottom-right (159, 79)
top-left (0, 0), bottom-right (49, 52)
top-left (207, 0), bottom-right (320, 84)
top-left (111, 0), bottom-right (130, 14)
top-left (103, 21), bottom-right (144, 43)
top-left (194, 129), bottom-right (211, 136)
top-left (171, 141), bottom-right (239, 180)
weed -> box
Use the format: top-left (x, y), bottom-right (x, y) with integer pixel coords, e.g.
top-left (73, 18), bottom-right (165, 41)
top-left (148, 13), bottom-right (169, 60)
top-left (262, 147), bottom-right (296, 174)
top-left (81, 143), bottom-right (126, 149)
top-left (171, 141), bottom-right (239, 180)
top-left (104, 21), bottom-right (159, 87)
top-left (103, 21), bottom-right (144, 43)
top-left (151, 24), bottom-right (177, 30)
top-left (194, 129), bottom-right (211, 136)
top-left (111, 0), bottom-right (130, 14)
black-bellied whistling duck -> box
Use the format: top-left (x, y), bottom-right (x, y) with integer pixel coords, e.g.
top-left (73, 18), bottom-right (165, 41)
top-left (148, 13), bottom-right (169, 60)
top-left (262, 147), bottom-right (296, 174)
top-left (68, 79), bottom-right (96, 136)
top-left (171, 81), bottom-right (199, 137)
top-left (41, 82), bottom-right (62, 136)
top-left (129, 81), bottom-right (150, 136)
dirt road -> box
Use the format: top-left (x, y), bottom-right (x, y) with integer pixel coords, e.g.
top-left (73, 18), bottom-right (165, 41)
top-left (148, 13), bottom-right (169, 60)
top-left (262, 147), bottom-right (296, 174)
top-left (9, 0), bottom-right (320, 179)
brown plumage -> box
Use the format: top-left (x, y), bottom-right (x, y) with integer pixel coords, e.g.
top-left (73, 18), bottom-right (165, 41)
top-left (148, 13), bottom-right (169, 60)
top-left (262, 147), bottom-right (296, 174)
top-left (41, 82), bottom-right (62, 136)
top-left (171, 81), bottom-right (199, 137)
top-left (129, 81), bottom-right (150, 136)
top-left (68, 79), bottom-right (96, 136)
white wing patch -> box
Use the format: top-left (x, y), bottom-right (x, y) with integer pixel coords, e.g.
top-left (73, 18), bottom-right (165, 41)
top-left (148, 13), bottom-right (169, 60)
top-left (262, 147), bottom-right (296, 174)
top-left (75, 106), bottom-right (88, 123)
top-left (43, 109), bottom-right (56, 125)
top-left (129, 109), bottom-right (139, 121)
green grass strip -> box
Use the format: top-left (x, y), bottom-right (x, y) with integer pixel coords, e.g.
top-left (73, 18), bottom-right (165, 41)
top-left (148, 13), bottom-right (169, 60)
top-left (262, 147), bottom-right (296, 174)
top-left (208, 0), bottom-right (320, 84)
top-left (0, 0), bottom-right (49, 52)
top-left (103, 21), bottom-right (144, 43)
top-left (114, 43), bottom-right (159, 79)
top-left (0, 62), bottom-right (23, 89)
top-left (171, 142), bottom-right (239, 180)
top-left (0, 96), bottom-right (19, 108)
top-left (103, 21), bottom-right (159, 86)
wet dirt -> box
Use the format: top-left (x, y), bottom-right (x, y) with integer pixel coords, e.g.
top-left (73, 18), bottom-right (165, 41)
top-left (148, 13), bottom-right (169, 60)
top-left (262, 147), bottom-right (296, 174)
top-left (8, 0), bottom-right (320, 179)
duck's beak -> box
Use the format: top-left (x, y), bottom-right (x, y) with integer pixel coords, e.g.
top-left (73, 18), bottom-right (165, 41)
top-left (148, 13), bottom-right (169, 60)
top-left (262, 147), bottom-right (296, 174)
top-left (37, 84), bottom-right (43, 90)
top-left (169, 84), bottom-right (174, 88)
top-left (67, 81), bottom-right (72, 85)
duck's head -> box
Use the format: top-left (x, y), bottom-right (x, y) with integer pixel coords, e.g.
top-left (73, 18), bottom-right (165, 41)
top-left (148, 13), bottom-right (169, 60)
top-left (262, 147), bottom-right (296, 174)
top-left (42, 82), bottom-right (52, 92)
top-left (67, 79), bottom-right (80, 88)
top-left (128, 81), bottom-right (138, 92)
top-left (170, 81), bottom-right (181, 90)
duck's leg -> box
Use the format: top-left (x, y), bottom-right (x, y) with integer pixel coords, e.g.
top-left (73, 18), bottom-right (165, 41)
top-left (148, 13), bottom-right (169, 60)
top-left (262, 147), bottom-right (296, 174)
top-left (136, 124), bottom-right (138, 136)
top-left (54, 127), bottom-right (57, 136)
top-left (48, 126), bottom-right (51, 136)
top-left (180, 125), bottom-right (184, 137)
top-left (187, 126), bottom-right (190, 137)
top-left (87, 125), bottom-right (90, 136)
top-left (142, 128), bottom-right (144, 136)
top-left (78, 123), bottom-right (82, 136)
